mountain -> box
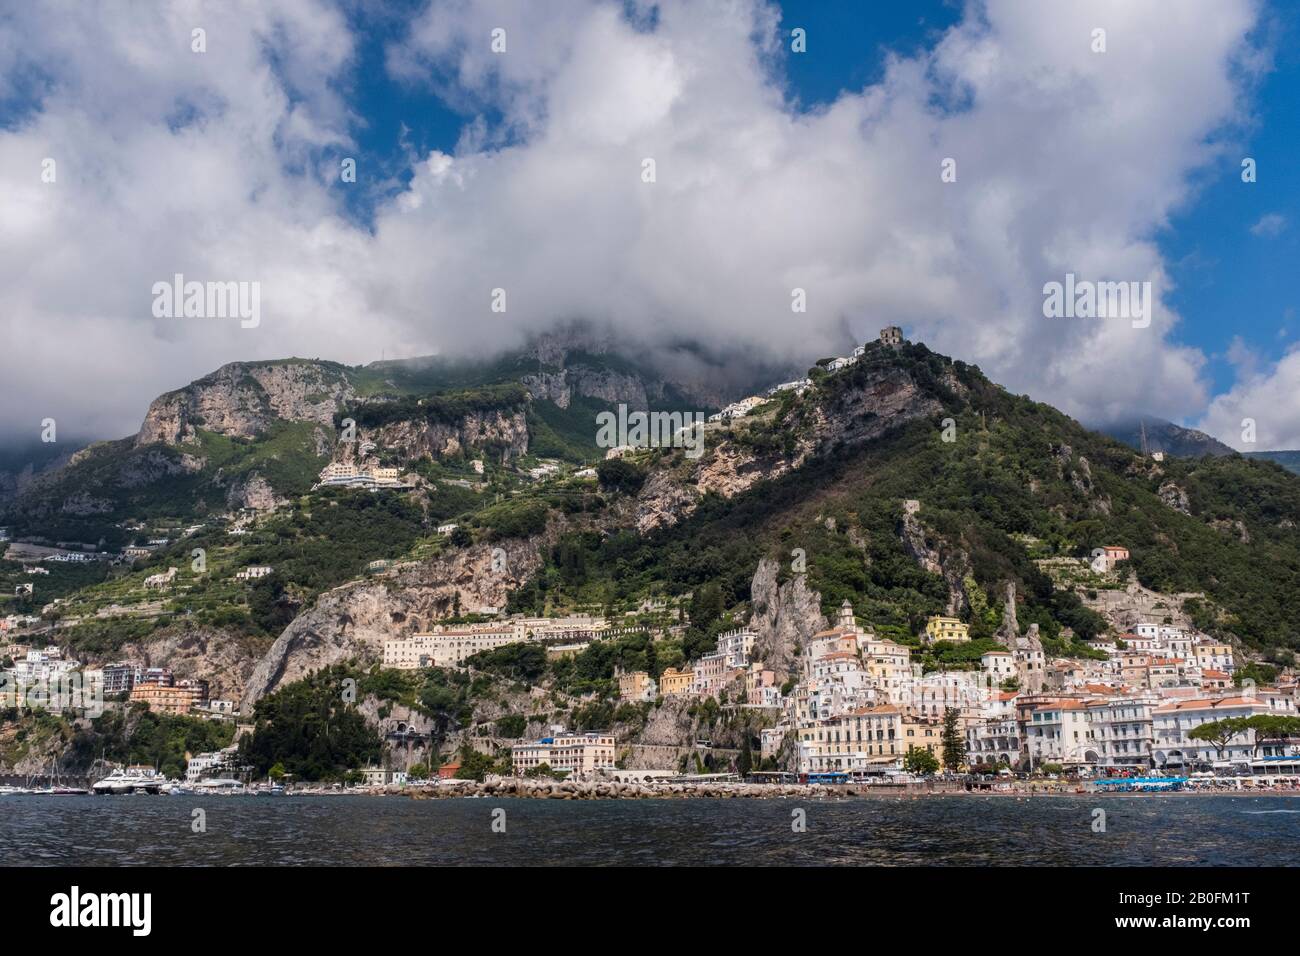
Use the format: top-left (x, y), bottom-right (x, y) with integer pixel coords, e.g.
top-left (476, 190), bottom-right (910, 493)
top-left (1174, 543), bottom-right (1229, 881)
top-left (5, 334), bottom-right (1300, 769)
top-left (0, 335), bottom-right (730, 548)
top-left (509, 343), bottom-right (1300, 665)
top-left (1247, 451), bottom-right (1300, 475)
top-left (1098, 416), bottom-right (1235, 458)
top-left (1099, 416), bottom-right (1300, 475)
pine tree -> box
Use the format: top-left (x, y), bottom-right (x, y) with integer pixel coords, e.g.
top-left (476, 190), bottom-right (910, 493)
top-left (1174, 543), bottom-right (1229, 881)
top-left (941, 707), bottom-right (967, 772)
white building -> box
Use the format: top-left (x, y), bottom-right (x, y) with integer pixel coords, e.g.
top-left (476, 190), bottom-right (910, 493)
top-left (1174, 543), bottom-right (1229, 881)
top-left (1084, 695), bottom-right (1157, 768)
top-left (1022, 700), bottom-right (1093, 767)
top-left (966, 717), bottom-right (1021, 768)
top-left (186, 748), bottom-right (237, 782)
top-left (980, 650), bottom-right (1016, 683)
top-left (766, 379), bottom-right (811, 397)
top-left (144, 567), bottom-right (178, 589)
top-left (1152, 693), bottom-right (1296, 768)
top-left (715, 629), bottom-right (756, 669)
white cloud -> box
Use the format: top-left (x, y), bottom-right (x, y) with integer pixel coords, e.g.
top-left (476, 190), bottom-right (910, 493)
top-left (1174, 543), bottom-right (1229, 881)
top-left (1198, 345), bottom-right (1300, 450)
top-left (0, 0), bottom-right (1270, 446)
top-left (1250, 212), bottom-right (1287, 237)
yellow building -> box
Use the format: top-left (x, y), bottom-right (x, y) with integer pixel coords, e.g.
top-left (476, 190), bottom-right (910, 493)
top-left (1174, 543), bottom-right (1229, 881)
top-left (924, 615), bottom-right (970, 644)
top-left (901, 715), bottom-right (970, 769)
top-left (901, 717), bottom-right (944, 758)
top-left (659, 667), bottom-right (694, 697)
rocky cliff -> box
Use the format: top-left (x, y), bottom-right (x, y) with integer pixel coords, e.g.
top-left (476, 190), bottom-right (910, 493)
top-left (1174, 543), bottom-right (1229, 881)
top-left (633, 359), bottom-right (949, 533)
top-left (365, 408), bottom-right (530, 463)
top-left (119, 624), bottom-right (264, 703)
top-left (749, 557), bottom-right (828, 681)
top-left (897, 507), bottom-right (970, 616)
top-left (521, 366), bottom-right (654, 411)
top-left (240, 535), bottom-right (549, 709)
top-left (136, 361), bottom-right (354, 446)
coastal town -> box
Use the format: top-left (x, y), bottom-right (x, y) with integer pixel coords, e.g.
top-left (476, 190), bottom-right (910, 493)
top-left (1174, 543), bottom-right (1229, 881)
top-left (5, 583), bottom-right (1297, 797)
top-left (1, 327), bottom-right (1297, 799)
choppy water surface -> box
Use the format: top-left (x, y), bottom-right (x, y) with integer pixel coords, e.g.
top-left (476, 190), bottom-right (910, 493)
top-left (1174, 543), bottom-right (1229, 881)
top-left (3, 794), bottom-right (1298, 866)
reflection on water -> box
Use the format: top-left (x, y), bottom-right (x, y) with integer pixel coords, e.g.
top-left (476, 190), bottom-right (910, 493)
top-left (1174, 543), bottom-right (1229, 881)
top-left (3, 794), bottom-right (1299, 866)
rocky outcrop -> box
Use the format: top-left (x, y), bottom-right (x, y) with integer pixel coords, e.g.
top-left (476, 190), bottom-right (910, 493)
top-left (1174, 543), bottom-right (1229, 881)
top-left (136, 361), bottom-right (353, 447)
top-left (368, 408), bottom-right (529, 464)
top-left (749, 557), bottom-right (828, 681)
top-left (994, 581), bottom-right (1046, 694)
top-left (1210, 518), bottom-right (1250, 544)
top-left (635, 696), bottom-right (700, 748)
top-left (224, 472), bottom-right (285, 512)
top-left (1055, 444), bottom-right (1111, 515)
top-left (119, 624), bottom-right (263, 703)
top-left (994, 581), bottom-right (1020, 646)
top-left (520, 370), bottom-right (573, 409)
top-left (634, 469), bottom-right (703, 534)
top-left (240, 536), bottom-right (547, 708)
top-left (521, 366), bottom-right (653, 411)
top-left (898, 508), bottom-right (969, 616)
top-left (118, 448), bottom-right (205, 488)
top-left (804, 366), bottom-right (951, 454)
top-left (1158, 480), bottom-right (1190, 515)
top-left (630, 362), bottom-right (949, 534)
top-left (57, 491), bottom-right (113, 516)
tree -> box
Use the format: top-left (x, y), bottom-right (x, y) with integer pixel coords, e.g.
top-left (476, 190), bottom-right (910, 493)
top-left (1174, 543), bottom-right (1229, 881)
top-left (737, 736), bottom-right (754, 776)
top-left (1188, 717), bottom-right (1247, 760)
top-left (407, 763), bottom-right (430, 781)
top-left (1243, 715), bottom-right (1300, 756)
top-left (904, 746), bottom-right (939, 776)
top-left (454, 745), bottom-right (498, 782)
top-left (596, 458), bottom-right (646, 494)
top-left (940, 707), bottom-right (967, 771)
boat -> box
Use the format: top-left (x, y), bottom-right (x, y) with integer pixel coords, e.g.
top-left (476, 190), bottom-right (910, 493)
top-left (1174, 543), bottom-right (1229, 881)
top-left (91, 766), bottom-right (166, 795)
top-left (192, 777), bottom-right (247, 795)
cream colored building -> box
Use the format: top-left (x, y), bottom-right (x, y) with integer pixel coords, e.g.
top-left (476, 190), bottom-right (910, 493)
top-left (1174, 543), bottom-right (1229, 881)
top-left (798, 705), bottom-right (903, 773)
top-left (1194, 642), bottom-right (1234, 674)
top-left (618, 670), bottom-right (656, 702)
top-left (383, 628), bottom-right (520, 669)
top-left (512, 733), bottom-right (617, 777)
top-left (660, 667), bottom-right (694, 696)
top-left (129, 682), bottom-right (201, 716)
top-left (900, 716), bottom-right (945, 762)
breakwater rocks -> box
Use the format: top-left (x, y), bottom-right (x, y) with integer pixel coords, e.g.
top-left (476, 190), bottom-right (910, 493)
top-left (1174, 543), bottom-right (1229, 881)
top-left (407, 778), bottom-right (897, 800)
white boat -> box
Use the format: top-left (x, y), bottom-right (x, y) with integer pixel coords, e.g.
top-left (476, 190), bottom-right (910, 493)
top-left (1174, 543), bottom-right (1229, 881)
top-left (192, 777), bottom-right (247, 795)
top-left (91, 767), bottom-right (166, 795)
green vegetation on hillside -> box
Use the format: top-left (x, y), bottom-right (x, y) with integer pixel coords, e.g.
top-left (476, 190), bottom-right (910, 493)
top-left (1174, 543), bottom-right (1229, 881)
top-left (339, 384), bottom-right (528, 430)
top-left (512, 343), bottom-right (1300, 657)
top-left (78, 706), bottom-right (236, 779)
